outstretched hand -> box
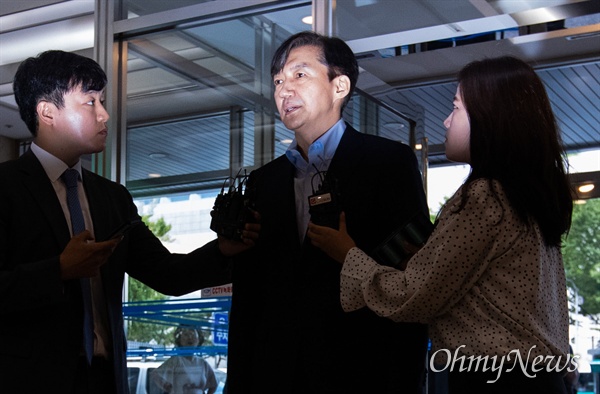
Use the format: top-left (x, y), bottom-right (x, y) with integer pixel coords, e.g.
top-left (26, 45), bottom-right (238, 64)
top-left (307, 212), bottom-right (356, 263)
top-left (218, 210), bottom-right (261, 257)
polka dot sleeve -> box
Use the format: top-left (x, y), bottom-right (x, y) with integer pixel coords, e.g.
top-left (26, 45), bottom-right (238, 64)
top-left (340, 179), bottom-right (520, 323)
top-left (340, 247), bottom-right (385, 312)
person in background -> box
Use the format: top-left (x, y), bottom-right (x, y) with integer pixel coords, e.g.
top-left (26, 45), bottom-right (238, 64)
top-left (223, 31), bottom-right (430, 393)
top-left (308, 56), bottom-right (574, 394)
top-left (0, 50), bottom-right (257, 394)
top-left (152, 326), bottom-right (218, 394)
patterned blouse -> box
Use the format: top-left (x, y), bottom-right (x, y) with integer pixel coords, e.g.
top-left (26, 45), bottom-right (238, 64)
top-left (341, 178), bottom-right (569, 365)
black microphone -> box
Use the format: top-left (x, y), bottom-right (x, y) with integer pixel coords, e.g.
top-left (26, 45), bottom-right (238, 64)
top-left (210, 169), bottom-right (254, 241)
top-left (371, 213), bottom-right (434, 269)
top-left (308, 167), bottom-right (342, 229)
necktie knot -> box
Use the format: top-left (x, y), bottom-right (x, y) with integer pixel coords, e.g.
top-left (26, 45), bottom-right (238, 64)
top-left (61, 168), bottom-right (85, 235)
top-left (61, 168), bottom-right (79, 189)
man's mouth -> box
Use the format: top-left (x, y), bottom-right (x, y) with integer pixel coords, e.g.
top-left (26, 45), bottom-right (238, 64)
top-left (283, 100), bottom-right (300, 114)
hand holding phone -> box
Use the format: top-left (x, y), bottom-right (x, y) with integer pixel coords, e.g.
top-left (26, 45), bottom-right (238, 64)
top-left (105, 220), bottom-right (141, 241)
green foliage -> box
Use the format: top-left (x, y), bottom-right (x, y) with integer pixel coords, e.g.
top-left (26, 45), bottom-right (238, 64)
top-left (141, 214), bottom-right (172, 242)
top-left (126, 280), bottom-right (173, 345)
top-left (562, 198), bottom-right (600, 316)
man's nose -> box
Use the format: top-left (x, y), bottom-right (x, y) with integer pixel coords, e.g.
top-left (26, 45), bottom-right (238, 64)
top-left (98, 104), bottom-right (110, 123)
top-left (277, 81), bottom-right (294, 98)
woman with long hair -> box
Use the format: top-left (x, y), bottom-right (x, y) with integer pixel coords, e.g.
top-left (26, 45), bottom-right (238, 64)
top-left (307, 56), bottom-right (574, 393)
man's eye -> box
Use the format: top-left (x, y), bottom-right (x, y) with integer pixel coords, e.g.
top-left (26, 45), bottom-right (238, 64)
top-left (274, 79), bottom-right (283, 86)
top-left (296, 72), bottom-right (305, 78)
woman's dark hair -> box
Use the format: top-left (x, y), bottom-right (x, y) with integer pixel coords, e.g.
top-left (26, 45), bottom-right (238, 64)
top-left (174, 325), bottom-right (204, 347)
top-left (13, 50), bottom-right (107, 136)
top-left (270, 31), bottom-right (359, 114)
top-left (457, 56), bottom-right (572, 246)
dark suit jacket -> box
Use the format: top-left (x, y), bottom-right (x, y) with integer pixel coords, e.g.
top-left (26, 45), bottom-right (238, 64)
top-left (0, 149), bottom-right (231, 394)
top-left (226, 125), bottom-right (430, 394)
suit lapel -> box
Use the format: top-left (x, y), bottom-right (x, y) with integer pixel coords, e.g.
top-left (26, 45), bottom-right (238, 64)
top-left (298, 126), bottom-right (363, 253)
top-left (300, 124), bottom-right (365, 254)
top-left (81, 170), bottom-right (112, 241)
top-left (269, 158), bottom-right (303, 250)
top-left (19, 150), bottom-right (71, 248)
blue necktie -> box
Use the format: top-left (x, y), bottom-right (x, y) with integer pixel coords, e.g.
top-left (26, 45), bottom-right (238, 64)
top-left (61, 169), bottom-right (94, 364)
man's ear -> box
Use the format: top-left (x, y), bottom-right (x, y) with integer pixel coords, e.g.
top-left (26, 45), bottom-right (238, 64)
top-left (36, 101), bottom-right (55, 127)
top-left (334, 75), bottom-right (351, 100)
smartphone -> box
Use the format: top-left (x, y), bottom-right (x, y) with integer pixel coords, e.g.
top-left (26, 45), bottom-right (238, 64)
top-left (105, 220), bottom-right (140, 241)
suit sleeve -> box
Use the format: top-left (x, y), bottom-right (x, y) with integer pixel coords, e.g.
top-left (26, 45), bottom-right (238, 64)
top-left (346, 139), bottom-right (429, 254)
top-left (109, 183), bottom-right (233, 296)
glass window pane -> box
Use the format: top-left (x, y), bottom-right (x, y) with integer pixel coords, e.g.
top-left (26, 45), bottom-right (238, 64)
top-left (122, 3), bottom-right (312, 386)
top-left (127, 189), bottom-right (229, 389)
top-left (119, 0), bottom-right (212, 20)
top-left (127, 114), bottom-right (230, 182)
top-left (274, 117), bottom-right (294, 158)
top-left (184, 21), bottom-right (256, 70)
top-left (133, 189), bottom-right (218, 252)
top-left (243, 111), bottom-right (255, 168)
top-left (127, 367), bottom-right (139, 394)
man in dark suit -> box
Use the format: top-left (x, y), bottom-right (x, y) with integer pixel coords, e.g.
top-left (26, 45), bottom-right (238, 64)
top-left (0, 50), bottom-right (256, 394)
top-left (224, 31), bottom-right (429, 393)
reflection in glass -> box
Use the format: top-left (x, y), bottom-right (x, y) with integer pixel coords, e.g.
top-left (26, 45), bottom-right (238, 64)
top-left (127, 114), bottom-right (231, 181)
top-left (134, 189), bottom-right (219, 253)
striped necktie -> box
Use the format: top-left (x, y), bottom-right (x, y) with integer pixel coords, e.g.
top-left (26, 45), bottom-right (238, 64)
top-left (61, 168), bottom-right (94, 364)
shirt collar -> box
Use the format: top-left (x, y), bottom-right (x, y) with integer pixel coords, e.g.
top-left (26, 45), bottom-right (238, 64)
top-left (285, 119), bottom-right (346, 173)
top-left (30, 142), bottom-right (82, 182)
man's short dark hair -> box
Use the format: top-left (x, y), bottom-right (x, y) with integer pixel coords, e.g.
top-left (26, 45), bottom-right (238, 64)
top-left (271, 31), bottom-right (359, 112)
top-left (13, 50), bottom-right (107, 136)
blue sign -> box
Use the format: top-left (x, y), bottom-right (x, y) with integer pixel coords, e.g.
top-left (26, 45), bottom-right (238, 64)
top-left (213, 312), bottom-right (228, 345)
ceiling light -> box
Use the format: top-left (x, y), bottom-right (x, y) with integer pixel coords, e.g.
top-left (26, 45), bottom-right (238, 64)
top-left (0, 0), bottom-right (95, 66)
top-left (148, 173), bottom-right (162, 178)
top-left (415, 144), bottom-right (423, 150)
top-left (383, 122), bottom-right (405, 130)
top-left (0, 0), bottom-right (93, 32)
top-left (355, 0), bottom-right (378, 5)
top-left (148, 152), bottom-right (168, 159)
top-left (302, 16), bottom-right (313, 25)
top-left (578, 183), bottom-right (595, 193)
top-left (1, 16), bottom-right (94, 66)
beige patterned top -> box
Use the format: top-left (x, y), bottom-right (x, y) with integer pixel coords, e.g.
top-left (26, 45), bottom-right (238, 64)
top-left (341, 178), bottom-right (569, 365)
